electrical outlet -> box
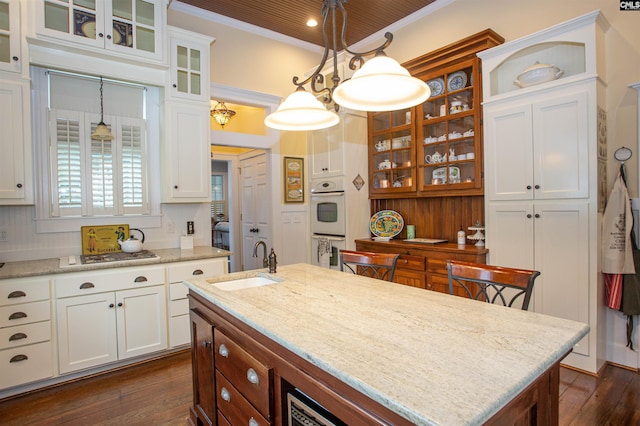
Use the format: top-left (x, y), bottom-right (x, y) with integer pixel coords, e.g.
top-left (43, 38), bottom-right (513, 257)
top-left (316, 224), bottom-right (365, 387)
top-left (0, 227), bottom-right (8, 243)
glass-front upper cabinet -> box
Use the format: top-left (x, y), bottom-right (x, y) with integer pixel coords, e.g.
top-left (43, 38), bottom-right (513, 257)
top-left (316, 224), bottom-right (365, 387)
top-left (369, 108), bottom-right (416, 196)
top-left (0, 0), bottom-right (20, 73)
top-left (168, 27), bottom-right (213, 102)
top-left (36, 0), bottom-right (165, 62)
top-left (417, 59), bottom-right (482, 195)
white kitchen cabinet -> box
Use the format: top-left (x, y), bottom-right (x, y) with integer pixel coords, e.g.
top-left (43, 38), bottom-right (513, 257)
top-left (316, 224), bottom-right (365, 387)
top-left (0, 0), bottom-right (21, 74)
top-left (31, 0), bottom-right (166, 64)
top-left (55, 266), bottom-right (167, 374)
top-left (484, 89), bottom-right (588, 201)
top-left (0, 277), bottom-right (53, 390)
top-left (167, 258), bottom-right (227, 347)
top-left (0, 78), bottom-right (33, 205)
top-left (309, 125), bottom-right (345, 179)
top-left (479, 10), bottom-right (608, 373)
top-left (168, 26), bottom-right (213, 102)
top-left (162, 100), bottom-right (211, 202)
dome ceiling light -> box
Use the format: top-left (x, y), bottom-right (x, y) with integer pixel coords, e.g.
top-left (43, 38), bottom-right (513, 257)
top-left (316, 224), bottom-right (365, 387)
top-left (265, 0), bottom-right (430, 131)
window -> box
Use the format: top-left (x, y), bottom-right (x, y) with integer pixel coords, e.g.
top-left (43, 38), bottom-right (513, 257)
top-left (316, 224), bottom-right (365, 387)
top-left (32, 67), bottom-right (161, 233)
top-left (211, 174), bottom-right (226, 221)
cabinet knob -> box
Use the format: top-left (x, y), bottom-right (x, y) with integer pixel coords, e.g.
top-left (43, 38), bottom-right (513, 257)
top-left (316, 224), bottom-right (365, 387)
top-left (218, 343), bottom-right (229, 358)
top-left (98, 33), bottom-right (104, 38)
top-left (16, 183), bottom-right (22, 188)
top-left (106, 34), bottom-right (112, 40)
top-left (109, 303), bottom-right (115, 308)
top-left (172, 84), bottom-right (177, 88)
top-left (8, 290), bottom-right (26, 299)
top-left (174, 185), bottom-right (178, 189)
top-left (80, 282), bottom-right (95, 290)
top-left (10, 354), bottom-right (28, 363)
top-left (203, 340), bottom-right (212, 348)
top-left (12, 56), bottom-right (18, 61)
top-left (534, 213), bottom-right (540, 218)
top-left (220, 387), bottom-right (231, 402)
top-left (117, 302), bottom-right (123, 307)
top-left (526, 185), bottom-right (532, 190)
top-left (526, 214), bottom-right (533, 219)
top-left (246, 368), bottom-right (259, 385)
top-left (534, 184), bottom-right (540, 190)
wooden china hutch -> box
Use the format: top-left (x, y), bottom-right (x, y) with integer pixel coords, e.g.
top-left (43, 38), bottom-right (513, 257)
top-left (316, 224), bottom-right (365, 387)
top-left (358, 30), bottom-right (504, 291)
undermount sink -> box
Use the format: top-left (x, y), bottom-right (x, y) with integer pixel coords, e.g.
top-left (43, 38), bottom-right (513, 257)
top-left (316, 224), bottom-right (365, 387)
top-left (211, 275), bottom-right (282, 291)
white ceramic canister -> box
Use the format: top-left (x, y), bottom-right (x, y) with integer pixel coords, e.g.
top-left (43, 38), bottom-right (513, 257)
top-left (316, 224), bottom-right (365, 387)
top-left (457, 226), bottom-right (466, 245)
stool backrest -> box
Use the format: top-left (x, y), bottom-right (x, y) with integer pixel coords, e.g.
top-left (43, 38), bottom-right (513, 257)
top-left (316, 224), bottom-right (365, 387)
top-left (339, 250), bottom-right (400, 282)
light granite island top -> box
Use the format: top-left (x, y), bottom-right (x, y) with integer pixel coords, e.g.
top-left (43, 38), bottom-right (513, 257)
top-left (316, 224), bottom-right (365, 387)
top-left (186, 263), bottom-right (589, 425)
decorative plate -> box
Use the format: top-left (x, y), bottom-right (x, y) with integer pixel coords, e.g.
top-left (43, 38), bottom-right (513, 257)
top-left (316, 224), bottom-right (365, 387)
top-left (427, 78), bottom-right (445, 96)
top-left (370, 210), bottom-right (404, 239)
top-left (447, 71), bottom-right (467, 91)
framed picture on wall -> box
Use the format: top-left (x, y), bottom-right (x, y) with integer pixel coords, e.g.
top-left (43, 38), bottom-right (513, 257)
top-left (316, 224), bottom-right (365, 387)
top-left (284, 157), bottom-right (304, 203)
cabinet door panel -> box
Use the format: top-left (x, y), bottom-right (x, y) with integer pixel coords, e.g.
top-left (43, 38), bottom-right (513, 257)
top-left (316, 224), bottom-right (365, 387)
top-left (116, 286), bottom-right (167, 359)
top-left (486, 202), bottom-right (535, 270)
top-left (533, 202), bottom-right (589, 355)
top-left (533, 91), bottom-right (588, 199)
top-left (191, 309), bottom-right (215, 424)
top-left (56, 293), bottom-right (118, 374)
top-left (484, 103), bottom-right (533, 201)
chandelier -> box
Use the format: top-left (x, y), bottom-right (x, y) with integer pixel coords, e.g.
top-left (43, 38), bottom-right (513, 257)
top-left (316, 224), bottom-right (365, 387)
top-left (264, 0), bottom-right (431, 131)
top-left (211, 101), bottom-right (236, 128)
top-left (91, 77), bottom-right (114, 140)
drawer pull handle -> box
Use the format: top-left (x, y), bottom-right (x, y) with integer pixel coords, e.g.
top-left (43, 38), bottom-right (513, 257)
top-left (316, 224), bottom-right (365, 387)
top-left (80, 282), bottom-right (95, 289)
top-left (249, 418), bottom-right (259, 426)
top-left (8, 291), bottom-right (26, 299)
top-left (10, 354), bottom-right (28, 363)
top-left (10, 332), bottom-right (27, 341)
top-left (9, 312), bottom-right (27, 320)
top-left (192, 269), bottom-right (203, 275)
top-left (134, 276), bottom-right (147, 283)
top-left (218, 344), bottom-right (229, 358)
top-left (220, 387), bottom-right (231, 402)
top-left (246, 368), bottom-right (259, 385)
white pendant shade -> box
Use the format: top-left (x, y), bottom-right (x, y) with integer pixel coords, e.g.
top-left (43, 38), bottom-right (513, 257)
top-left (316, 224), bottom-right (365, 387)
top-left (264, 90), bottom-right (340, 131)
top-left (332, 56), bottom-right (431, 111)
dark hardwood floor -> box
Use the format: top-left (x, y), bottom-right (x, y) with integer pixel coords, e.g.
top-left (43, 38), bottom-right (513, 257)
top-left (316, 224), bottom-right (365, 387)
top-left (0, 350), bottom-right (638, 425)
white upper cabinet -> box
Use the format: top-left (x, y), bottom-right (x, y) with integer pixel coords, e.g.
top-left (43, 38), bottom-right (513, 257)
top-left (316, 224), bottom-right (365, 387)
top-left (31, 0), bottom-right (166, 64)
top-left (168, 27), bottom-right (213, 102)
top-left (0, 0), bottom-right (21, 73)
top-left (484, 88), bottom-right (589, 201)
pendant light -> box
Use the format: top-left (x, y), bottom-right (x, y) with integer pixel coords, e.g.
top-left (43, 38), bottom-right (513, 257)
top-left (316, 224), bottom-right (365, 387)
top-left (211, 101), bottom-right (237, 128)
top-left (264, 0), bottom-right (430, 131)
top-left (91, 77), bottom-right (114, 141)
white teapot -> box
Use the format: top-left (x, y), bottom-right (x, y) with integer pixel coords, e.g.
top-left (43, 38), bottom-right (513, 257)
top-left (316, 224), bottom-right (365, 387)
top-left (424, 151), bottom-right (443, 164)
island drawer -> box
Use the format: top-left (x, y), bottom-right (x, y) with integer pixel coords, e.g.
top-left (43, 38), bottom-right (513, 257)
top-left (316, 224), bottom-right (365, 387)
top-left (0, 277), bottom-right (50, 306)
top-left (215, 371), bottom-right (270, 426)
top-left (55, 265), bottom-right (165, 298)
top-left (1, 341), bottom-right (53, 389)
top-left (214, 329), bottom-right (271, 418)
top-left (0, 321), bottom-right (51, 350)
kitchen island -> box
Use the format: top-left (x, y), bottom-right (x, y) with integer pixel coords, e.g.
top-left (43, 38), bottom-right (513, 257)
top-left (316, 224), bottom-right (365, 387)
top-left (186, 263), bottom-right (589, 425)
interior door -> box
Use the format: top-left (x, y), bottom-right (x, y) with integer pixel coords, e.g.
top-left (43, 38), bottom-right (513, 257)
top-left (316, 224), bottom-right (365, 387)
top-left (240, 152), bottom-right (271, 270)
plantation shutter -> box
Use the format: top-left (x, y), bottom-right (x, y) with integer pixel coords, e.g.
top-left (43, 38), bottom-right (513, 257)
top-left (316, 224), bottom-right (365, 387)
top-left (120, 119), bottom-right (147, 214)
top-left (51, 111), bottom-right (84, 217)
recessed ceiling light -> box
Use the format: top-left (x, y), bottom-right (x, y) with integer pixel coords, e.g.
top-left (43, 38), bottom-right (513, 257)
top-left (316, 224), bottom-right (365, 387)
top-left (307, 18), bottom-right (318, 27)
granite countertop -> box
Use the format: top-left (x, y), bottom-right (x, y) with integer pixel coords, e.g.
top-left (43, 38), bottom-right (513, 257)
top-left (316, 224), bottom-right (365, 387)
top-left (0, 246), bottom-right (231, 280)
top-left (186, 263), bottom-right (589, 426)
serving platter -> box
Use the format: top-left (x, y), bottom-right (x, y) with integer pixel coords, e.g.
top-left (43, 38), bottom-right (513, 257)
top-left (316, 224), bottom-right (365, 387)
top-left (370, 210), bottom-right (404, 240)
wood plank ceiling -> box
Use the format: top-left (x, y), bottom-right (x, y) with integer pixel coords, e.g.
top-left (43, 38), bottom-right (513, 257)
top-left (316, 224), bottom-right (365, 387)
top-left (176, 0), bottom-right (437, 47)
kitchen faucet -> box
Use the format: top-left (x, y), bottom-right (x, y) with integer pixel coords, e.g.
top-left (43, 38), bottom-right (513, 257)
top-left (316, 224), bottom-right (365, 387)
top-left (253, 241), bottom-right (277, 273)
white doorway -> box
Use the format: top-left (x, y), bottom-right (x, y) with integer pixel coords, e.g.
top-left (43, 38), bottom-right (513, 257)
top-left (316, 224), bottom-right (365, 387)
top-left (240, 151), bottom-right (271, 270)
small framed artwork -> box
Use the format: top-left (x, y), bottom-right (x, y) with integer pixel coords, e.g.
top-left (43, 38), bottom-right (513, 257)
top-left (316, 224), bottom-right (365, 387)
top-left (284, 157), bottom-right (304, 203)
